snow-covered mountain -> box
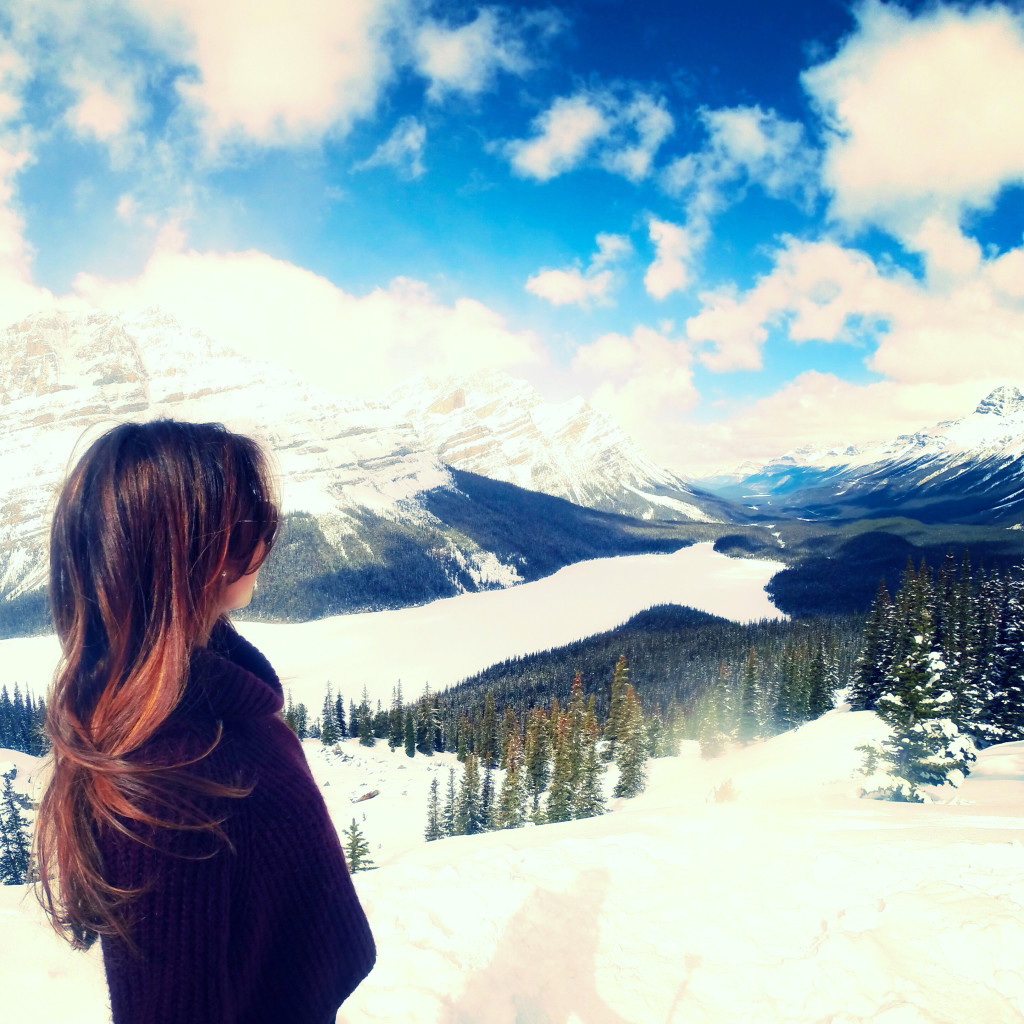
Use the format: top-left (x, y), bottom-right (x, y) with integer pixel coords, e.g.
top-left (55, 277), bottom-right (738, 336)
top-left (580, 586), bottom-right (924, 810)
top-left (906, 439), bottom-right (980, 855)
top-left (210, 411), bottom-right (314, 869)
top-left (700, 386), bottom-right (1024, 525)
top-left (0, 309), bottom-right (719, 628)
top-left (378, 371), bottom-right (735, 524)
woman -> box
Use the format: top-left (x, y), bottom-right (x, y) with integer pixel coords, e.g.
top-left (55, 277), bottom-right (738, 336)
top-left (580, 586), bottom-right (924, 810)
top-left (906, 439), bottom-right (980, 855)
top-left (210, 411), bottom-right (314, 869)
top-left (35, 419), bottom-right (376, 1024)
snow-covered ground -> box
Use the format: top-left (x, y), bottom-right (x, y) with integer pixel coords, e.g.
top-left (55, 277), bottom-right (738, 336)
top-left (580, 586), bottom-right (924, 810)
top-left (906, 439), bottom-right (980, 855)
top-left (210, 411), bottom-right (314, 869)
top-left (0, 542), bottom-right (783, 709)
top-left (5, 707), bottom-right (1024, 1024)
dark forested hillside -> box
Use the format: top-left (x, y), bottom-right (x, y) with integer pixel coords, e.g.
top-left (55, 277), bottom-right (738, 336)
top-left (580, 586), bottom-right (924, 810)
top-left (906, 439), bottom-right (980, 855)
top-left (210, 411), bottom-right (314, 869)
top-left (428, 605), bottom-right (864, 756)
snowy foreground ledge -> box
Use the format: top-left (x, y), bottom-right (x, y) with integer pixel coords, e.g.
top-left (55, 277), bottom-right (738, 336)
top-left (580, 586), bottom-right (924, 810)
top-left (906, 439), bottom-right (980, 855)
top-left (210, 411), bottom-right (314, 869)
top-left (5, 709), bottom-right (1024, 1024)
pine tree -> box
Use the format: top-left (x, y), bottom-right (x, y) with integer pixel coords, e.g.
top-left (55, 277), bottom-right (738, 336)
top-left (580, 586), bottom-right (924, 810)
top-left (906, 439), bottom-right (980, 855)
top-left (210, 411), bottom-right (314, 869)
top-left (416, 687), bottom-right (437, 756)
top-left (404, 708), bottom-right (416, 758)
top-left (524, 705), bottom-right (551, 810)
top-left (335, 693), bottom-right (347, 738)
top-left (613, 685), bottom-right (648, 798)
top-left (388, 685), bottom-right (405, 751)
top-left (343, 818), bottom-right (375, 872)
top-left (545, 714), bottom-right (574, 823)
top-left (499, 706), bottom-right (519, 769)
top-left (480, 691), bottom-right (499, 767)
top-left (603, 655), bottom-right (630, 760)
top-left (495, 730), bottom-right (529, 830)
top-left (455, 753), bottom-right (484, 835)
top-left (859, 580), bottom-right (976, 801)
top-left (850, 581), bottom-right (892, 709)
top-left (294, 701), bottom-right (308, 739)
top-left (358, 686), bottom-right (375, 747)
top-left (1, 771), bottom-right (32, 885)
top-left (320, 685), bottom-right (340, 745)
top-left (977, 577), bottom-right (1024, 746)
top-left (442, 767), bottom-right (457, 836)
top-left (806, 640), bottom-right (834, 719)
top-left (481, 763), bottom-right (495, 830)
top-left (424, 776), bottom-right (443, 841)
top-left (576, 703), bottom-right (606, 819)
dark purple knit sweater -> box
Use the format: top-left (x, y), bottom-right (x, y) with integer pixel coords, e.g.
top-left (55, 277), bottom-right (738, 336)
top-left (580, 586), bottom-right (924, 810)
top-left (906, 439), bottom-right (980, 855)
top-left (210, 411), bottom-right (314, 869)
top-left (98, 622), bottom-right (376, 1024)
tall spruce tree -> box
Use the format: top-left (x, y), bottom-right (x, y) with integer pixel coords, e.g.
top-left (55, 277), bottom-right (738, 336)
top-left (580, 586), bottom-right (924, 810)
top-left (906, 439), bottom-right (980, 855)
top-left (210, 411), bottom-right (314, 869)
top-left (977, 577), bottom-right (1024, 745)
top-left (424, 776), bottom-right (443, 841)
top-left (524, 705), bottom-right (551, 810)
top-left (320, 685), bottom-right (340, 745)
top-left (545, 714), bottom-right (574, 823)
top-left (442, 766), bottom-right (457, 836)
top-left (576, 700), bottom-right (606, 819)
top-left (603, 655), bottom-right (630, 760)
top-left (358, 686), bottom-right (376, 747)
top-left (1, 771), bottom-right (31, 885)
top-left (455, 753), bottom-right (484, 835)
top-left (495, 730), bottom-right (529, 829)
top-left (404, 709), bottom-right (416, 758)
top-left (388, 685), bottom-right (405, 751)
top-left (859, 575), bottom-right (976, 801)
top-left (613, 684), bottom-right (648, 798)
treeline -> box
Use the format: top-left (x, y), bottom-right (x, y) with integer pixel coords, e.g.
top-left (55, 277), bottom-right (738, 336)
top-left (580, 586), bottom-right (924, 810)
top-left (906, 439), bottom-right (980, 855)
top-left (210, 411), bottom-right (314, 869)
top-left (767, 528), bottom-right (1024, 616)
top-left (425, 662), bottom-right (675, 841)
top-left (431, 606), bottom-right (862, 757)
top-left (852, 553), bottom-right (1024, 801)
top-left (0, 685), bottom-right (47, 756)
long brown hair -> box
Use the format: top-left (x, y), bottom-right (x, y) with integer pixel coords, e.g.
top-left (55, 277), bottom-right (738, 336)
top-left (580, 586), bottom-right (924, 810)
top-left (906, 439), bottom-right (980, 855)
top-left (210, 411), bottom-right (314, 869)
top-left (35, 419), bottom-right (279, 948)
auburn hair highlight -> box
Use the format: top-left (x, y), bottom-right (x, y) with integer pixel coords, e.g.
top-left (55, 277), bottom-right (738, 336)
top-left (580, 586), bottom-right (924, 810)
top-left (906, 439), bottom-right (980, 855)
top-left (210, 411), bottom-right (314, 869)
top-left (35, 420), bottom-right (279, 948)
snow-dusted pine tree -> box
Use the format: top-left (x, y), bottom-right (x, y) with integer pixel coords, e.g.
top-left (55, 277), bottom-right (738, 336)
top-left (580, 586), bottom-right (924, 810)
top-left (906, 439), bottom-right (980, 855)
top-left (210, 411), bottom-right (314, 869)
top-left (1, 771), bottom-right (31, 885)
top-left (442, 767), bottom-right (456, 836)
top-left (455, 753), bottom-right (484, 835)
top-left (320, 685), bottom-right (339, 745)
top-left (976, 577), bottom-right (1024, 746)
top-left (424, 776), bottom-right (443, 841)
top-left (613, 685), bottom-right (648, 798)
top-left (343, 818), bottom-right (375, 872)
top-left (495, 730), bottom-right (529, 830)
top-left (524, 705), bottom-right (551, 810)
top-left (859, 587), bottom-right (976, 802)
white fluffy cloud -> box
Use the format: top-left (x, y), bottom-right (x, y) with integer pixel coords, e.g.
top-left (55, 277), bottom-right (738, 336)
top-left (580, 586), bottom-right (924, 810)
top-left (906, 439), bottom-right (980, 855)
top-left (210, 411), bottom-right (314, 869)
top-left (644, 217), bottom-right (701, 300)
top-left (570, 325), bottom-right (697, 459)
top-left (355, 116), bottom-right (426, 179)
top-left (143, 0), bottom-right (407, 153)
top-left (653, 104), bottom-right (816, 292)
top-left (503, 94), bottom-right (610, 181)
top-left (685, 233), bottom-right (1024, 386)
top-left (526, 232), bottom-right (632, 307)
top-left (70, 233), bottom-right (544, 395)
top-left (682, 372), bottom-right (1010, 475)
top-left (503, 88), bottom-right (673, 183)
top-left (414, 7), bottom-right (530, 101)
top-left (803, 0), bottom-right (1024, 239)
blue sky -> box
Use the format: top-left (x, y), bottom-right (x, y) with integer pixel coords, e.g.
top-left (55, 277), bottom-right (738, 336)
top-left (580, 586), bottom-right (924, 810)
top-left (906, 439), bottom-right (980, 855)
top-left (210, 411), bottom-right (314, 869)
top-left (1, 0), bottom-right (1023, 473)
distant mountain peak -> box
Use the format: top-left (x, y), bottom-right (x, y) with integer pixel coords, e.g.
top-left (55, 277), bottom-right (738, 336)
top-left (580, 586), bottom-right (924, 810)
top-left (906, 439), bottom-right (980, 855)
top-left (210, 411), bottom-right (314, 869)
top-left (975, 385), bottom-right (1024, 417)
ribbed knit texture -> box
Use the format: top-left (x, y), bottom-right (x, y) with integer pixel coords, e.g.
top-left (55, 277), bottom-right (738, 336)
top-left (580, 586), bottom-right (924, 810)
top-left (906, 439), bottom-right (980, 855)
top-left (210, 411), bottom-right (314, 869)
top-left (98, 621), bottom-right (376, 1024)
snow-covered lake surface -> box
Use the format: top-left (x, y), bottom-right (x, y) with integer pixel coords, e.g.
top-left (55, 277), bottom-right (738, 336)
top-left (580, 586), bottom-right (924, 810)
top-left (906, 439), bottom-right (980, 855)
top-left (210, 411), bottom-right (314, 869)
top-left (4, 709), bottom-right (1024, 1024)
top-left (0, 542), bottom-right (783, 707)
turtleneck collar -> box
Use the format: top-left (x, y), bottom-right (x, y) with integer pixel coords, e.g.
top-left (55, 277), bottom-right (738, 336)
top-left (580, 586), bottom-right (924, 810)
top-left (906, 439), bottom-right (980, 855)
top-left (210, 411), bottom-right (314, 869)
top-left (184, 620), bottom-right (284, 722)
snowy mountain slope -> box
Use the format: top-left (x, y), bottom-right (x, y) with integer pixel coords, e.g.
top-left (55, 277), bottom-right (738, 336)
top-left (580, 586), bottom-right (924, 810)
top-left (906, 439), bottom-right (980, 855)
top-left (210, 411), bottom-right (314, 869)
top-left (0, 309), bottom-right (715, 629)
top-left (5, 712), bottom-right (1024, 1024)
top-left (380, 370), bottom-right (739, 524)
top-left (701, 386), bottom-right (1024, 525)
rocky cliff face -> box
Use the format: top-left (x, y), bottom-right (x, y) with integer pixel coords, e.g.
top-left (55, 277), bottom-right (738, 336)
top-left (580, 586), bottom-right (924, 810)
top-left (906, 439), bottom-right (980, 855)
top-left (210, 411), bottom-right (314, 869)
top-left (380, 370), bottom-right (734, 523)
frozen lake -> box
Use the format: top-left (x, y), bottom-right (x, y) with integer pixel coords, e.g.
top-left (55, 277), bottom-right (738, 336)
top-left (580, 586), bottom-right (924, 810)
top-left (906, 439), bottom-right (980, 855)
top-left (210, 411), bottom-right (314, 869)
top-left (0, 542), bottom-right (783, 707)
